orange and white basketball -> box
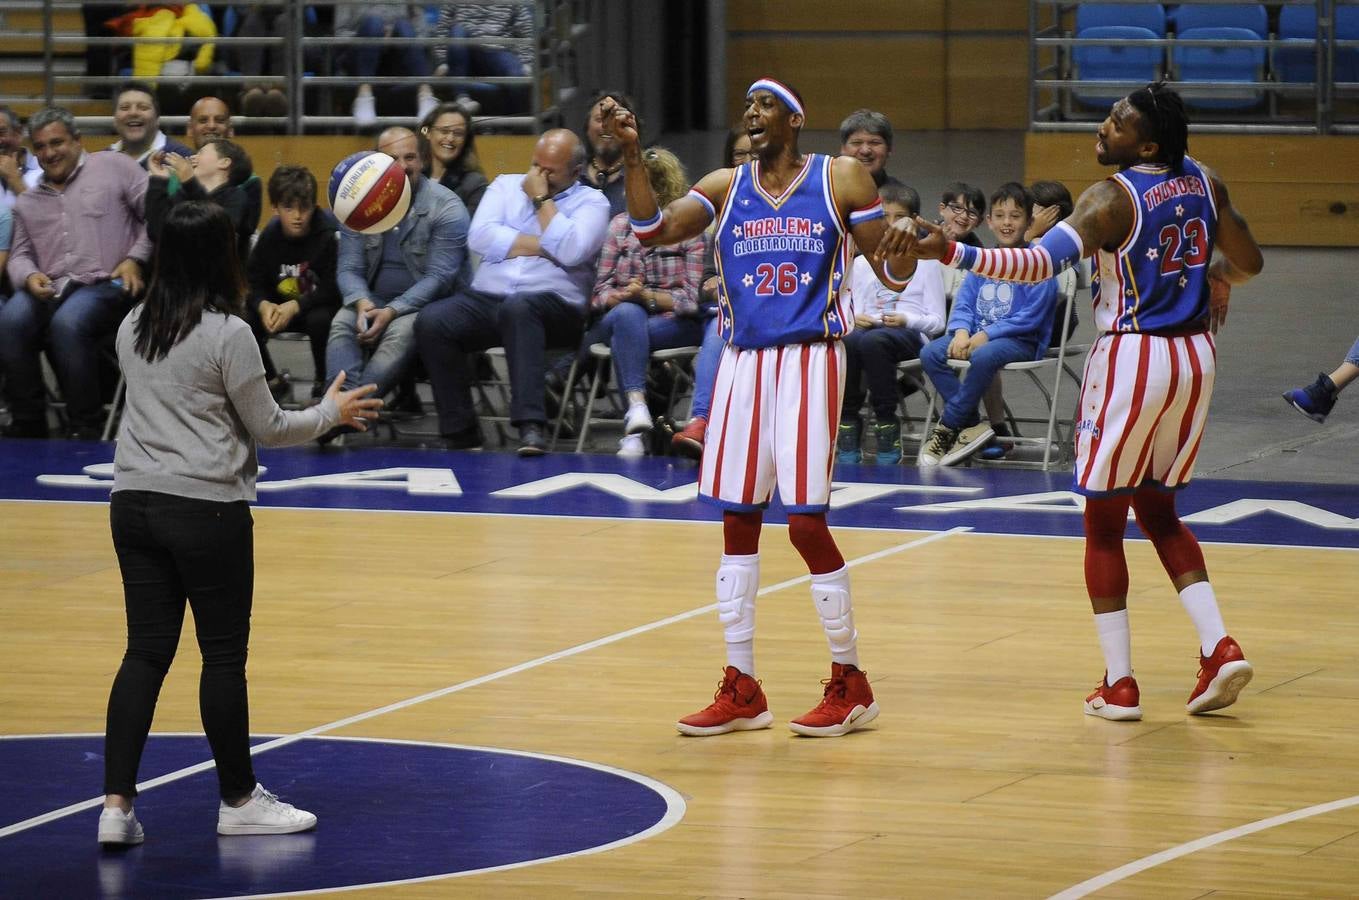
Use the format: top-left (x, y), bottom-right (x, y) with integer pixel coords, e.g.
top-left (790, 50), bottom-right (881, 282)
top-left (327, 151), bottom-right (411, 234)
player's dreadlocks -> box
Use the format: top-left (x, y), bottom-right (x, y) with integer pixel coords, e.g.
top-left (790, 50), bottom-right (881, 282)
top-left (1128, 81), bottom-right (1189, 169)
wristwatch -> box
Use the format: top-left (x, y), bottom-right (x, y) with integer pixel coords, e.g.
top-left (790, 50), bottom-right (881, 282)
top-left (645, 293), bottom-right (659, 314)
top-left (532, 193), bottom-right (550, 210)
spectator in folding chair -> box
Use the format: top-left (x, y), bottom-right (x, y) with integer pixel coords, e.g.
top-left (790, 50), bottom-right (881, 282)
top-left (935, 181), bottom-right (986, 303)
top-left (916, 182), bottom-right (1058, 467)
top-left (145, 138), bottom-right (261, 271)
top-left (415, 128), bottom-right (610, 455)
top-left (419, 101), bottom-right (489, 217)
top-left (583, 147), bottom-right (709, 458)
top-left (839, 108), bottom-right (896, 187)
top-left (836, 181), bottom-right (946, 465)
top-left (108, 81), bottom-right (194, 169)
top-left (325, 127), bottom-right (470, 441)
top-left (1, 106), bottom-right (152, 439)
top-left (578, 90), bottom-right (641, 217)
top-left (0, 106), bottom-right (42, 210)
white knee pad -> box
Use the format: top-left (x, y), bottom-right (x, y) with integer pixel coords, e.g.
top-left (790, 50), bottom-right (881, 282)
top-left (811, 572), bottom-right (857, 656)
top-left (715, 555), bottom-right (758, 644)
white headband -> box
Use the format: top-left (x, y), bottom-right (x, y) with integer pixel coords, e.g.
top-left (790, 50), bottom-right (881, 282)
top-left (746, 79), bottom-right (804, 119)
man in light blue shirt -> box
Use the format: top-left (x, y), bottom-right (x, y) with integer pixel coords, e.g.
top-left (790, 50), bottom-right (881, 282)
top-left (416, 128), bottom-right (611, 455)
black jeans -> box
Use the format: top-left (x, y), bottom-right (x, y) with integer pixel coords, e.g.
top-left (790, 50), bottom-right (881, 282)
top-left (104, 490), bottom-right (256, 801)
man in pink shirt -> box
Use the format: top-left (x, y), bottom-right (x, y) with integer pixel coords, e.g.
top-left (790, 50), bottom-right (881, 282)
top-left (2, 106), bottom-right (151, 439)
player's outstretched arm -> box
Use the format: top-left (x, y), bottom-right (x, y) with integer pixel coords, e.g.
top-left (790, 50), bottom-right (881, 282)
top-left (832, 156), bottom-right (916, 290)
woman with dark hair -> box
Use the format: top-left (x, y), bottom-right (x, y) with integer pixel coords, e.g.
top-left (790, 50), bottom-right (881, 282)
top-left (98, 202), bottom-right (382, 846)
top-left (579, 89), bottom-right (641, 216)
top-left (419, 101), bottom-right (489, 217)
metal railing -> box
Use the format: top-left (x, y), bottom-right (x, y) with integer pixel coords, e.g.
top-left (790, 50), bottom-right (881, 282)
top-left (1029, 0), bottom-right (1359, 134)
top-left (2, 0), bottom-right (593, 134)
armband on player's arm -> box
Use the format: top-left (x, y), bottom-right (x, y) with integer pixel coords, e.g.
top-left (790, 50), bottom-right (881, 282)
top-left (946, 221), bottom-right (1085, 284)
top-left (629, 209), bottom-right (665, 241)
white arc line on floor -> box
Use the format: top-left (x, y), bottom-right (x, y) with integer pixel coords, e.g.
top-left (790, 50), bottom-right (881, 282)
top-left (1049, 793), bottom-right (1359, 899)
top-left (0, 526), bottom-right (970, 840)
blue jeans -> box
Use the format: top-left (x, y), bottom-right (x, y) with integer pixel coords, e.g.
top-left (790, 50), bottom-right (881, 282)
top-left (688, 317), bottom-right (725, 420)
top-left (1347, 336), bottom-right (1359, 366)
top-left (325, 305), bottom-right (420, 398)
top-left (921, 333), bottom-right (1037, 430)
top-left (586, 302), bottom-right (706, 395)
top-left (0, 282), bottom-right (131, 429)
top-left (354, 15), bottom-right (430, 79)
top-left (443, 23), bottom-right (527, 111)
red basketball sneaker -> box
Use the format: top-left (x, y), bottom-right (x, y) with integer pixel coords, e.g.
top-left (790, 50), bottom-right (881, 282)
top-left (788, 662), bottom-right (879, 737)
top-left (1187, 636), bottom-right (1253, 715)
top-left (671, 416), bottom-right (707, 460)
top-left (1084, 674), bottom-right (1142, 721)
top-left (676, 666), bottom-right (773, 736)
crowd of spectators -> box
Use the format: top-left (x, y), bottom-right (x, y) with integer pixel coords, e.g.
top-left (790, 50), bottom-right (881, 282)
top-left (0, 84), bottom-right (1079, 465)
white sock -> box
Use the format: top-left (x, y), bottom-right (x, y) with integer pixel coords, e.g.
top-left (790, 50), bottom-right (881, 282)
top-left (1178, 580), bottom-right (1227, 657)
top-left (811, 566), bottom-right (859, 667)
top-left (1093, 609), bottom-right (1132, 682)
top-left (718, 553), bottom-right (758, 675)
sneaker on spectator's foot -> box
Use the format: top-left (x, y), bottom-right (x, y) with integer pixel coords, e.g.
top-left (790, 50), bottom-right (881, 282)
top-left (1283, 373), bottom-right (1338, 423)
top-left (98, 807), bottom-right (144, 846)
top-left (455, 93), bottom-right (481, 115)
top-left (874, 419), bottom-right (902, 465)
top-left (517, 424), bottom-right (549, 457)
top-left (918, 424), bottom-right (958, 468)
top-left (677, 666), bottom-right (773, 736)
top-left (789, 662), bottom-right (879, 737)
top-left (416, 87), bottom-right (439, 121)
top-left (617, 433), bottom-right (646, 458)
top-left (1084, 674), bottom-right (1142, 721)
top-left (624, 402), bottom-right (653, 435)
top-left (836, 418), bottom-right (862, 464)
top-left (671, 416), bottom-right (707, 460)
top-left (978, 439), bottom-right (1008, 461)
top-left (1187, 636), bottom-right (1253, 715)
top-left (218, 784), bottom-right (317, 835)
top-left (941, 422), bottom-right (994, 466)
top-left (351, 89), bottom-right (377, 127)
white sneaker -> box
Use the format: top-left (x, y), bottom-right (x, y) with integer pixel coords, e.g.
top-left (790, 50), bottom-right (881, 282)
top-left (351, 91), bottom-right (377, 127)
top-left (940, 422), bottom-right (995, 466)
top-left (218, 784), bottom-right (317, 836)
top-left (917, 424), bottom-right (957, 468)
top-left (416, 88), bottom-right (439, 121)
top-left (624, 403), bottom-right (653, 435)
top-left (98, 806), bottom-right (145, 846)
top-left (617, 433), bottom-right (646, 458)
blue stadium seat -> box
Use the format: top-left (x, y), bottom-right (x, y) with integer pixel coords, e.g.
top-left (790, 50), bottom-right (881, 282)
top-left (1073, 25), bottom-right (1165, 108)
top-left (1338, 5), bottom-right (1359, 84)
top-left (1075, 3), bottom-right (1167, 36)
top-left (1172, 4), bottom-right (1268, 38)
top-left (1276, 4), bottom-right (1319, 83)
top-left (1173, 25), bottom-right (1267, 109)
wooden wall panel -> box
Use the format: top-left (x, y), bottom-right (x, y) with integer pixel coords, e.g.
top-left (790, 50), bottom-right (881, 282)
top-left (1024, 133), bottom-right (1359, 246)
top-left (727, 0), bottom-right (945, 32)
top-left (727, 36), bottom-right (946, 131)
top-left (946, 36), bottom-right (1030, 129)
top-left (946, 0), bottom-right (1029, 31)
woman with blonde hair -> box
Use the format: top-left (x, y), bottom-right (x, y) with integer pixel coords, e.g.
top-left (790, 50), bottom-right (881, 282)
top-left (586, 147), bottom-right (710, 457)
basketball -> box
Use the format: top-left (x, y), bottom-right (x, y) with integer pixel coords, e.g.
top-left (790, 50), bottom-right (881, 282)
top-left (327, 151), bottom-right (411, 234)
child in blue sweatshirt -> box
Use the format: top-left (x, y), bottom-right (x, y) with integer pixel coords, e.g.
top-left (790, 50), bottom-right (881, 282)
top-left (919, 182), bottom-right (1057, 466)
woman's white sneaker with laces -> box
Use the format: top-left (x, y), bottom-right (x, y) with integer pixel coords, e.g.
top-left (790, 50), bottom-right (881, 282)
top-left (218, 784), bottom-right (318, 835)
top-left (98, 807), bottom-right (145, 845)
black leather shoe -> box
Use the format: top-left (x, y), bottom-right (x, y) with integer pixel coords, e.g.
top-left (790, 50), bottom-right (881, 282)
top-left (517, 424), bottom-right (548, 457)
top-left (441, 424), bottom-right (483, 450)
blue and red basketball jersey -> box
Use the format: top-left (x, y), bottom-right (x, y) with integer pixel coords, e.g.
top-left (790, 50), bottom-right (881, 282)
top-left (1093, 156), bottom-right (1219, 334)
top-left (710, 154), bottom-right (854, 349)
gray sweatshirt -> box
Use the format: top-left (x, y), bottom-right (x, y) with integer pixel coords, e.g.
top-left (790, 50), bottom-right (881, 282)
top-left (113, 307), bottom-right (340, 502)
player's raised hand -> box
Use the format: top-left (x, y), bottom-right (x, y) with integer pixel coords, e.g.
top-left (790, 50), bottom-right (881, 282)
top-left (906, 217), bottom-right (949, 260)
top-left (601, 100), bottom-right (639, 153)
top-left (1208, 274), bottom-right (1231, 334)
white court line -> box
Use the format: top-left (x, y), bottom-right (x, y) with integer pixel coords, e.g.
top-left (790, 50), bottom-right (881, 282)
top-left (1049, 793), bottom-right (1359, 899)
top-left (0, 526), bottom-right (969, 841)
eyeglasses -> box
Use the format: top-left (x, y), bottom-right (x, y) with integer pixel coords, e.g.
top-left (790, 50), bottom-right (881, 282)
top-left (426, 126), bottom-right (467, 139)
top-left (731, 150), bottom-right (753, 163)
top-left (944, 202), bottom-right (980, 219)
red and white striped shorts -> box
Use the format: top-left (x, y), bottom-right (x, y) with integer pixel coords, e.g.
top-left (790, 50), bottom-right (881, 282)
top-left (700, 341), bottom-right (845, 513)
top-left (1074, 331), bottom-right (1216, 496)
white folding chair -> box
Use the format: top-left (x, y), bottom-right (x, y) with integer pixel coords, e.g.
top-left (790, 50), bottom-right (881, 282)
top-left (574, 344), bottom-right (700, 452)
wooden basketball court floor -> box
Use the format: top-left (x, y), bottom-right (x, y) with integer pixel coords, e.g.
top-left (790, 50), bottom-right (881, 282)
top-left (3, 443), bottom-right (1359, 898)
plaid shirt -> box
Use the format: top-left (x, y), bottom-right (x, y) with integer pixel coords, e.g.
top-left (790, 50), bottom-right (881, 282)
top-left (591, 213), bottom-right (708, 317)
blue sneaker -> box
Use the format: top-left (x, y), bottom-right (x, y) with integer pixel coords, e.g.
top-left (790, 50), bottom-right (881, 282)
top-left (978, 440), bottom-right (1006, 461)
top-left (836, 419), bottom-right (862, 464)
top-left (874, 420), bottom-right (902, 465)
top-left (1283, 373), bottom-right (1337, 423)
